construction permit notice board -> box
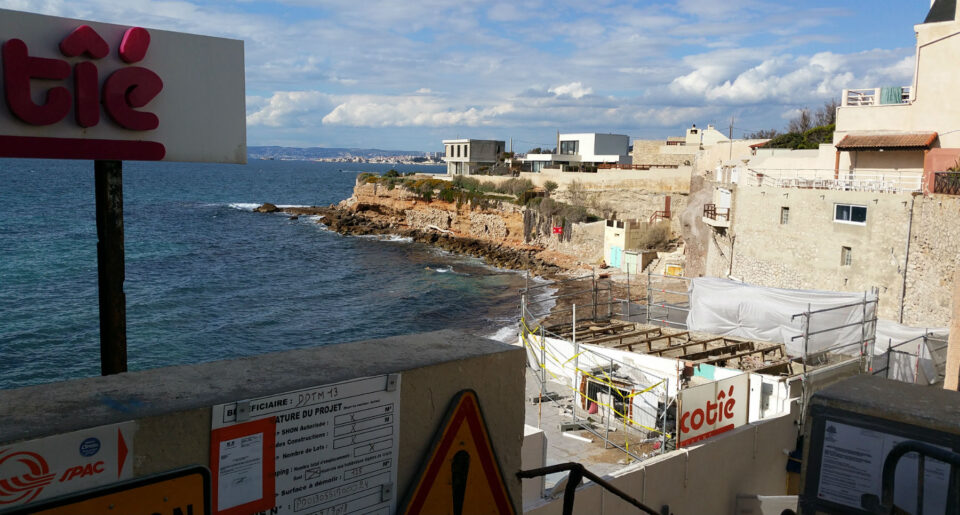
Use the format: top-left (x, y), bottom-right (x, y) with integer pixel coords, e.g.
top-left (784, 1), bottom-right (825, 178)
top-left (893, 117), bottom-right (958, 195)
top-left (210, 374), bottom-right (401, 515)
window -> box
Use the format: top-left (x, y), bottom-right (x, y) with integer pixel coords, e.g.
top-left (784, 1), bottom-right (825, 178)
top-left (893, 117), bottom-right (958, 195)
top-left (560, 140), bottom-right (579, 155)
top-left (780, 207), bottom-right (789, 225)
top-left (456, 145), bottom-right (460, 158)
top-left (841, 246), bottom-right (852, 266)
top-left (834, 204), bottom-right (867, 224)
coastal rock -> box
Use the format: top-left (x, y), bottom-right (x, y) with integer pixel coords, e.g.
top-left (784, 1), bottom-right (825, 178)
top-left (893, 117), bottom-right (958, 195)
top-left (254, 203), bottom-right (279, 213)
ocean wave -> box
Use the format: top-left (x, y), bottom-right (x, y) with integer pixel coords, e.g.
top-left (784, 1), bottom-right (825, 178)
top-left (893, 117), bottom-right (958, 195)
top-left (487, 325), bottom-right (520, 345)
top-left (228, 203), bottom-right (260, 211)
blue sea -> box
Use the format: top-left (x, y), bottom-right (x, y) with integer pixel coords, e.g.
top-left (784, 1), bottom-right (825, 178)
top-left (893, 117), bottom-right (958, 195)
top-left (0, 159), bottom-right (538, 390)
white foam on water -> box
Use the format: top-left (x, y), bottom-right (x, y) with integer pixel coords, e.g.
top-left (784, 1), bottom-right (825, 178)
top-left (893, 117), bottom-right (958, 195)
top-left (277, 204), bottom-right (310, 209)
top-left (487, 325), bottom-right (520, 346)
top-left (381, 235), bottom-right (413, 243)
top-left (228, 203), bottom-right (260, 211)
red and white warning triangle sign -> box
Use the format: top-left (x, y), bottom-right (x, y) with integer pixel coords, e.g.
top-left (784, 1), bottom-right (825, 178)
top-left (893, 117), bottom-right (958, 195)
top-left (402, 390), bottom-right (515, 515)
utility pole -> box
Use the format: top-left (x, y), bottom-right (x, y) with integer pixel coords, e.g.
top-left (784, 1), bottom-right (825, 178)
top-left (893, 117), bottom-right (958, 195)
top-left (729, 116), bottom-right (734, 160)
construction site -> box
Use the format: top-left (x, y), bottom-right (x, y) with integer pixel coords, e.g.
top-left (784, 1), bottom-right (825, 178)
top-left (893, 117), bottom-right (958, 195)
top-left (515, 271), bottom-right (930, 491)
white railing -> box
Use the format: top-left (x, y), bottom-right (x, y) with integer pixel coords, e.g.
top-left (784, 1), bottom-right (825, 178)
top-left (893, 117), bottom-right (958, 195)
top-left (842, 87), bottom-right (911, 107)
top-left (744, 168), bottom-right (922, 193)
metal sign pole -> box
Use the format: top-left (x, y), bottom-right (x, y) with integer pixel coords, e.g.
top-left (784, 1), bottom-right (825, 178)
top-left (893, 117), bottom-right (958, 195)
top-left (94, 160), bottom-right (127, 375)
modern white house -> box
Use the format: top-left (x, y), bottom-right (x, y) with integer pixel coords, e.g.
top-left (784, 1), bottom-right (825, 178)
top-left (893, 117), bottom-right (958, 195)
top-left (520, 133), bottom-right (630, 172)
top-left (442, 139), bottom-right (505, 176)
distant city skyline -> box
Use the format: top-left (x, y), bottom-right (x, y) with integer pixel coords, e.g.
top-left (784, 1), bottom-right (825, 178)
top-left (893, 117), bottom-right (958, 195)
top-left (0, 0), bottom-right (931, 151)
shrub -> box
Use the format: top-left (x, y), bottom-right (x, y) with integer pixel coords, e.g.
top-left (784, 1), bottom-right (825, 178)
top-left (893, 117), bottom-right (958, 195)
top-left (383, 169), bottom-right (401, 178)
top-left (637, 221), bottom-right (673, 250)
top-left (496, 178), bottom-right (534, 196)
top-left (544, 181), bottom-right (559, 194)
top-left (478, 181), bottom-right (498, 193)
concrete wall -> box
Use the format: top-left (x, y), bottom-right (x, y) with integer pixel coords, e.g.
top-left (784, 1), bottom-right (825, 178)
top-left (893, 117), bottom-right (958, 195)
top-left (724, 186), bottom-right (913, 320)
top-left (0, 330), bottom-right (527, 512)
top-left (518, 167), bottom-right (691, 193)
top-left (531, 221), bottom-right (605, 266)
top-left (901, 193), bottom-right (960, 326)
top-left (697, 187), bottom-right (960, 327)
top-left (525, 405), bottom-right (799, 515)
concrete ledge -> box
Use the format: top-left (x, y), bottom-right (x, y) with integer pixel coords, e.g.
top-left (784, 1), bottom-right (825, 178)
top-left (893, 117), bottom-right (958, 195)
top-left (0, 329), bottom-right (516, 441)
top-left (0, 329), bottom-right (526, 510)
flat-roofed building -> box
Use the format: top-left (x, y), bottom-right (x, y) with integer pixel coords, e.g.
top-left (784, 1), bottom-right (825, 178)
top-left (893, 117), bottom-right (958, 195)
top-left (441, 139), bottom-right (505, 176)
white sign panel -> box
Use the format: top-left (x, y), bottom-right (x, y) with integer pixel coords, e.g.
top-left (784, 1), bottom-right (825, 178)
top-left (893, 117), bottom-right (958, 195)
top-left (817, 420), bottom-right (950, 514)
top-left (0, 8), bottom-right (245, 163)
top-left (0, 421), bottom-right (135, 508)
top-left (211, 374), bottom-right (401, 515)
top-left (677, 373), bottom-right (749, 447)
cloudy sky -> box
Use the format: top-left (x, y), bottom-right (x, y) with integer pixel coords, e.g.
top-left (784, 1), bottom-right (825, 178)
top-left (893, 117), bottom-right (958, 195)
top-left (1, 0), bottom-right (931, 151)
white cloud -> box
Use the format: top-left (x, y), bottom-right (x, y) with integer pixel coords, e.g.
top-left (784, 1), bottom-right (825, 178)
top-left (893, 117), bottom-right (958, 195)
top-left (322, 95), bottom-right (514, 127)
top-left (548, 82), bottom-right (593, 99)
top-left (247, 91), bottom-right (334, 127)
top-left (670, 49), bottom-right (915, 105)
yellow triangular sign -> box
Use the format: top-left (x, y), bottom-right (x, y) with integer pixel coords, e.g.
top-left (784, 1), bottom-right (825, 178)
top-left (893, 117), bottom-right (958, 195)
top-left (402, 390), bottom-right (515, 515)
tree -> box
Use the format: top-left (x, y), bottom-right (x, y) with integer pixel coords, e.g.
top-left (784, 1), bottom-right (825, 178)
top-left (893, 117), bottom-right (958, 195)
top-left (815, 98), bottom-right (839, 126)
top-left (787, 108), bottom-right (813, 134)
top-left (527, 147), bottom-right (542, 154)
top-left (746, 129), bottom-right (779, 139)
top-left (544, 181), bottom-right (559, 194)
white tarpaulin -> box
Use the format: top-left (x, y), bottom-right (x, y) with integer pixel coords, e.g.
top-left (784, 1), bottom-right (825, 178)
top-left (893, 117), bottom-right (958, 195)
top-left (686, 277), bottom-right (877, 357)
top-left (520, 334), bottom-right (670, 430)
top-left (873, 319), bottom-right (948, 385)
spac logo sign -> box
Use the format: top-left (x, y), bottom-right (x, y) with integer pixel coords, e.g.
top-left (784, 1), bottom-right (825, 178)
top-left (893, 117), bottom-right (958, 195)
top-left (0, 451), bottom-right (56, 505)
top-left (0, 422), bottom-right (134, 508)
top-left (677, 374), bottom-right (749, 448)
top-left (0, 8), bottom-right (245, 163)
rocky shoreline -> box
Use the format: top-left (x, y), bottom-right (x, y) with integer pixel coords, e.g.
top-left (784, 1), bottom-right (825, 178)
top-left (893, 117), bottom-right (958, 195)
top-left (253, 202), bottom-right (565, 276)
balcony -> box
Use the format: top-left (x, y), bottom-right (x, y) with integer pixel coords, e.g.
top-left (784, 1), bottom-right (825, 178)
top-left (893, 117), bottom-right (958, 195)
top-left (744, 168), bottom-right (922, 193)
top-left (934, 172), bottom-right (960, 195)
top-left (702, 203), bottom-right (730, 228)
top-left (841, 87), bottom-right (911, 107)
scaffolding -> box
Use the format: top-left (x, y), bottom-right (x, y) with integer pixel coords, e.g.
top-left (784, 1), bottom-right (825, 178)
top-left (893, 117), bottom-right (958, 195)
top-left (520, 273), bottom-right (675, 461)
top-left (521, 272), bottom-right (882, 462)
top-left (873, 331), bottom-right (949, 385)
top-left (645, 273), bottom-right (690, 329)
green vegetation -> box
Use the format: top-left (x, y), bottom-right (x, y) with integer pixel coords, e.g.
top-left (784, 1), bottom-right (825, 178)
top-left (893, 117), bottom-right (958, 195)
top-left (747, 99), bottom-right (839, 149)
top-left (544, 181), bottom-right (559, 194)
top-left (637, 221), bottom-right (673, 250)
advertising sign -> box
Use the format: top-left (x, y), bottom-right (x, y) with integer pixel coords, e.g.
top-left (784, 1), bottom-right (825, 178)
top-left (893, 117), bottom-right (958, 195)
top-left (0, 8), bottom-right (245, 163)
top-left (0, 421), bottom-right (135, 508)
top-left (2, 466), bottom-right (209, 515)
top-left (677, 374), bottom-right (749, 447)
top-left (210, 374), bottom-right (401, 515)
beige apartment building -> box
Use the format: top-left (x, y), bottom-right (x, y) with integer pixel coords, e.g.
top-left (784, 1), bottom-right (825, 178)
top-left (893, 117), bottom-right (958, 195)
top-left (699, 0), bottom-right (960, 327)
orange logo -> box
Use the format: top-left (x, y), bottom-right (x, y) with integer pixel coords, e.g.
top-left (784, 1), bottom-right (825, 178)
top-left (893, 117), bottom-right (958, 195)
top-left (0, 450), bottom-right (56, 505)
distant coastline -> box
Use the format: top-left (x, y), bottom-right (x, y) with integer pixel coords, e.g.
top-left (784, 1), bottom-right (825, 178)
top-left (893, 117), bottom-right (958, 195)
top-left (248, 145), bottom-right (444, 166)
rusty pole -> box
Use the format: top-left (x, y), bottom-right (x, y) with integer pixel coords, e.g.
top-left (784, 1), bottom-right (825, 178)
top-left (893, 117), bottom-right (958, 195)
top-left (94, 160), bottom-right (127, 375)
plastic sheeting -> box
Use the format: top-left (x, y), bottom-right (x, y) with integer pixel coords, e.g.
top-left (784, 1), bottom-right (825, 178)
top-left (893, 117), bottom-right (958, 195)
top-left (686, 277), bottom-right (877, 357)
top-left (873, 319), bottom-right (948, 385)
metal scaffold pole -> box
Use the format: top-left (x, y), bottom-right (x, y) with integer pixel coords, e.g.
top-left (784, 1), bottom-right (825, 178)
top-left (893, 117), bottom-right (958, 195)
top-left (540, 325), bottom-right (546, 428)
top-left (626, 270), bottom-right (631, 319)
top-left (573, 303), bottom-right (579, 425)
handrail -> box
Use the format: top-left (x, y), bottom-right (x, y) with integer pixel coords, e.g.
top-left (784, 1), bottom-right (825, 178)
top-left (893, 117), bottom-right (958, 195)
top-left (743, 168), bottom-right (922, 193)
top-left (517, 463), bottom-right (664, 515)
top-left (866, 440), bottom-right (960, 514)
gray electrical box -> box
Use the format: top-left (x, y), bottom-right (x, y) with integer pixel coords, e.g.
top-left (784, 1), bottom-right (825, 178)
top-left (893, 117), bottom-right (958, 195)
top-left (800, 375), bottom-right (960, 514)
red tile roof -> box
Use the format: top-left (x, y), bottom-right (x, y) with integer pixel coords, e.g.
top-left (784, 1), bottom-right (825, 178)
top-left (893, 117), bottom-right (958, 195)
top-left (835, 132), bottom-right (938, 151)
